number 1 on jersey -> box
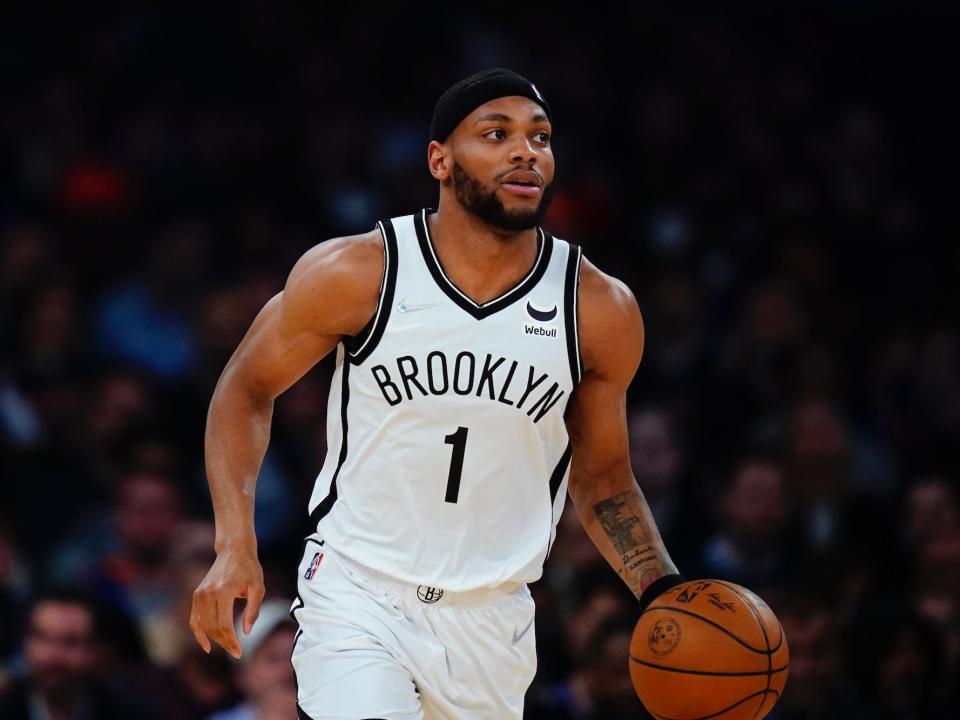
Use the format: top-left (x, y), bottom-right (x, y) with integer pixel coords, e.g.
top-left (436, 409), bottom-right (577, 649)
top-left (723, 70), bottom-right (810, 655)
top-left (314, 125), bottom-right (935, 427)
top-left (443, 426), bottom-right (468, 503)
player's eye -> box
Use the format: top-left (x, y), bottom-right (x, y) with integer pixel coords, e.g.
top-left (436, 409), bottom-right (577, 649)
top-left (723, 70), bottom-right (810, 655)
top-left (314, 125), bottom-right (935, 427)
top-left (534, 131), bottom-right (551, 144)
top-left (483, 128), bottom-right (507, 140)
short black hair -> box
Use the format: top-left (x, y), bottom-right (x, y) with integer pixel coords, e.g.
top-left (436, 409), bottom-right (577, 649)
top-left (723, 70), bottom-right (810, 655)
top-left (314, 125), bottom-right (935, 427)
top-left (29, 586), bottom-right (148, 660)
top-left (29, 586), bottom-right (103, 636)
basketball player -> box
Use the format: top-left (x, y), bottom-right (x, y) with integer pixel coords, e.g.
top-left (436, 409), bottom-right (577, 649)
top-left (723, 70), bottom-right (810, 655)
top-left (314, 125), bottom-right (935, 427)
top-left (190, 68), bottom-right (685, 719)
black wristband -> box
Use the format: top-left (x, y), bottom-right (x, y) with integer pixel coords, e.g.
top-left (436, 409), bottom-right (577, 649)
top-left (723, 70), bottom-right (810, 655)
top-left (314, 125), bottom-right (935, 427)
top-left (639, 573), bottom-right (687, 613)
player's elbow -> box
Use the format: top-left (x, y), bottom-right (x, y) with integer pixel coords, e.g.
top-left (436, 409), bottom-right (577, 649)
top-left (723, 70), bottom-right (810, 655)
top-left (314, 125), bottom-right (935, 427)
top-left (567, 461), bottom-right (635, 508)
top-left (211, 360), bottom-right (276, 417)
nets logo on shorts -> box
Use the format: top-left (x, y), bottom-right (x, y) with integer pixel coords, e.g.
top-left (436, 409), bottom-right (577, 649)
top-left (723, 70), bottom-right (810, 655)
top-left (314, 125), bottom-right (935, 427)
top-left (417, 585), bottom-right (443, 604)
top-left (304, 552), bottom-right (324, 580)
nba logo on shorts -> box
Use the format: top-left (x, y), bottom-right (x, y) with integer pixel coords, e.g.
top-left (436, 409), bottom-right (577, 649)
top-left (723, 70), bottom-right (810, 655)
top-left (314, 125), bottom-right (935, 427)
top-left (304, 552), bottom-right (323, 580)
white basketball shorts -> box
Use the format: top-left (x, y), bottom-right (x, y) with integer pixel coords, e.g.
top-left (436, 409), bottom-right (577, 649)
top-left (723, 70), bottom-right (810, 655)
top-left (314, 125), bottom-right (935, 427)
top-left (290, 535), bottom-right (538, 720)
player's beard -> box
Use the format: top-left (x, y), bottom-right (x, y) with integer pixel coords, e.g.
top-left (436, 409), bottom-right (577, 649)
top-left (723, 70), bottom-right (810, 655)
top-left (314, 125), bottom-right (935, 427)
top-left (450, 161), bottom-right (554, 233)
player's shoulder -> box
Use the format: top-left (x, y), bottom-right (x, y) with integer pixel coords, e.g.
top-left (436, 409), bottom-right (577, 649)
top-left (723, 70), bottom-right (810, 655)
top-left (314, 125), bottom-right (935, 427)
top-left (281, 228), bottom-right (385, 334)
top-left (576, 254), bottom-right (644, 377)
top-left (289, 228), bottom-right (384, 287)
top-left (286, 228), bottom-right (384, 297)
top-left (578, 255), bottom-right (642, 330)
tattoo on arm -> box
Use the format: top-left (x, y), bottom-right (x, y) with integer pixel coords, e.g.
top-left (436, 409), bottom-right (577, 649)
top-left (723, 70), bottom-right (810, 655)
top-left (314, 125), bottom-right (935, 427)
top-left (594, 494), bottom-right (644, 554)
top-left (639, 567), bottom-right (658, 589)
top-left (593, 490), bottom-right (674, 596)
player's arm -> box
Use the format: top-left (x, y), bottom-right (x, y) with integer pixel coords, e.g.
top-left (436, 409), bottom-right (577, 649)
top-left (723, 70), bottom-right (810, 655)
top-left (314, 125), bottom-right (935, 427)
top-left (190, 230), bottom-right (383, 658)
top-left (566, 259), bottom-right (682, 606)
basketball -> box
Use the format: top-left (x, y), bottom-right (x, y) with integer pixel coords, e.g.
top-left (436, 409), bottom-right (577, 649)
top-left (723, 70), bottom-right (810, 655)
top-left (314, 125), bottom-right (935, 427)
top-left (630, 579), bottom-right (789, 720)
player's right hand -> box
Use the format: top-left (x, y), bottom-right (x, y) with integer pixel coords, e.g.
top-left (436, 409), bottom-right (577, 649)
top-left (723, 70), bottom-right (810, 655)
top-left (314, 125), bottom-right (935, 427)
top-left (189, 543), bottom-right (265, 659)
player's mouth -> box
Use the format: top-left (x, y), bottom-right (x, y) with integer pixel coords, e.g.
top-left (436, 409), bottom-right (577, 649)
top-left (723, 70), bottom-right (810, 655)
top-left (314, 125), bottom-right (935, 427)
top-left (499, 170), bottom-right (543, 198)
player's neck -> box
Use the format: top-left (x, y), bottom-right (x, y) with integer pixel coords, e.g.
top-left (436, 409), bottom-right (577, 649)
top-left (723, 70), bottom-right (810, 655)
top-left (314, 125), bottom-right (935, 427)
top-left (429, 200), bottom-right (540, 305)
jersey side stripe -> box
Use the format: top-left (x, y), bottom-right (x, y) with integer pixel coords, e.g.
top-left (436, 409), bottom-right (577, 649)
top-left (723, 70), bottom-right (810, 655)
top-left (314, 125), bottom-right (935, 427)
top-left (545, 442), bottom-right (573, 560)
top-left (548, 441), bottom-right (572, 502)
top-left (348, 218), bottom-right (399, 364)
top-left (573, 245), bottom-right (583, 379)
top-left (309, 359), bottom-right (350, 527)
top-left (563, 243), bottom-right (584, 385)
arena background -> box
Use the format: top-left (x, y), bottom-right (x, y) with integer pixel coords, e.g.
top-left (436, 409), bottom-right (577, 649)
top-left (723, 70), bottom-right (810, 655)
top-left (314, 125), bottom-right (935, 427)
top-left (1, 4), bottom-right (958, 718)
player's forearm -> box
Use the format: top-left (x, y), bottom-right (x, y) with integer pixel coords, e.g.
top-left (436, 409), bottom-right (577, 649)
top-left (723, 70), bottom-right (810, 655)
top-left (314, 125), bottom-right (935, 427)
top-left (570, 472), bottom-right (678, 599)
top-left (205, 368), bottom-right (274, 553)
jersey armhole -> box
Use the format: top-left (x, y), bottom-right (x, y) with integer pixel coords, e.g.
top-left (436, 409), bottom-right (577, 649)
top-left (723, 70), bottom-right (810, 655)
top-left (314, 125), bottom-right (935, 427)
top-left (343, 218), bottom-right (399, 364)
top-left (563, 242), bottom-right (583, 386)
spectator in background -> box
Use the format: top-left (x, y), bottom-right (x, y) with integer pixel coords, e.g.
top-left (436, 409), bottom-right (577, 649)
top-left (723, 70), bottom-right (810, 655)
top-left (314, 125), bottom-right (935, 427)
top-left (80, 370), bottom-right (157, 473)
top-left (709, 279), bottom-right (808, 455)
top-left (0, 589), bottom-right (148, 719)
top-left (697, 457), bottom-right (793, 593)
top-left (194, 286), bottom-right (256, 393)
top-left (847, 602), bottom-right (949, 719)
top-left (563, 566), bottom-right (637, 661)
top-left (10, 279), bottom-right (80, 381)
top-left (3, 367), bottom-right (163, 566)
top-left (540, 513), bottom-right (607, 616)
top-left (95, 220), bottom-right (210, 381)
top-left (0, 224), bottom-right (54, 316)
top-left (0, 523), bottom-right (31, 668)
top-left (527, 616), bottom-right (647, 720)
top-left (527, 565), bottom-right (635, 714)
top-left (906, 475), bottom-right (959, 547)
top-left (640, 274), bottom-right (706, 407)
top-left (772, 595), bottom-right (859, 719)
top-left (627, 405), bottom-right (707, 565)
top-left (910, 482), bottom-right (960, 669)
top-left (51, 470), bottom-right (184, 661)
top-left (629, 406), bottom-right (683, 541)
top-left (208, 600), bottom-right (297, 720)
top-left (784, 396), bottom-right (854, 552)
top-left (93, 470), bottom-right (183, 648)
top-left (144, 521), bottom-right (218, 665)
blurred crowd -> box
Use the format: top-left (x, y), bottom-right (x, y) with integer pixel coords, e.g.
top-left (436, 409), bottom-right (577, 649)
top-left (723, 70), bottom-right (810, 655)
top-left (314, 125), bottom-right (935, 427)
top-left (1, 5), bottom-right (958, 720)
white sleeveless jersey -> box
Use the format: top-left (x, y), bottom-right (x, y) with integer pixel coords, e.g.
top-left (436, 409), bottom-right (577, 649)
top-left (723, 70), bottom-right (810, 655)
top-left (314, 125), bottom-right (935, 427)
top-left (307, 208), bottom-right (583, 592)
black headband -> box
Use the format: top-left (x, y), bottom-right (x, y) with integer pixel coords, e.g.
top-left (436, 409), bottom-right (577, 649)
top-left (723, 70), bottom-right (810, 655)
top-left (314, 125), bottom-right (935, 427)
top-left (430, 68), bottom-right (551, 142)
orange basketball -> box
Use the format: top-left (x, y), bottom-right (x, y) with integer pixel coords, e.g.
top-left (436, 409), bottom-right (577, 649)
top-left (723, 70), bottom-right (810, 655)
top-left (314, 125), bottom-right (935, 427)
top-left (630, 579), bottom-right (789, 720)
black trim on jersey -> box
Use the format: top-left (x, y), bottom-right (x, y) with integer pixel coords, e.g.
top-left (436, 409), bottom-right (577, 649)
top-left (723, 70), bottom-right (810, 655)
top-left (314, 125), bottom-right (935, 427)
top-left (414, 208), bottom-right (553, 320)
top-left (297, 709), bottom-right (387, 720)
top-left (343, 310), bottom-right (374, 355)
top-left (563, 243), bottom-right (583, 385)
top-left (291, 611), bottom-right (303, 711)
top-left (345, 219), bottom-right (399, 365)
top-left (309, 361), bottom-right (350, 527)
top-left (291, 536), bottom-right (324, 718)
top-left (548, 442), bottom-right (572, 503)
top-left (544, 441), bottom-right (573, 560)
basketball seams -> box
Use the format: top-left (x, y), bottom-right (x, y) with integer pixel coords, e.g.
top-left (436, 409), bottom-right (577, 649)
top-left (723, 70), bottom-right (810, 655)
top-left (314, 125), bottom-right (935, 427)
top-left (708, 580), bottom-right (775, 720)
top-left (711, 579), bottom-right (785, 652)
top-left (629, 656), bottom-right (789, 677)
top-left (644, 605), bottom-right (772, 655)
top-left (647, 689), bottom-right (781, 720)
top-left (717, 580), bottom-right (790, 717)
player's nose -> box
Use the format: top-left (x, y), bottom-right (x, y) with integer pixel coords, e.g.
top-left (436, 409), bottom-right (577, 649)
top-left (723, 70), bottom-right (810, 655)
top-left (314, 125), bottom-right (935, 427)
top-left (508, 137), bottom-right (539, 165)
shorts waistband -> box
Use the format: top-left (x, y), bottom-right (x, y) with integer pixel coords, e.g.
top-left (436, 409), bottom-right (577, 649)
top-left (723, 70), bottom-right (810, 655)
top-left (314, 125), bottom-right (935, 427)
top-left (327, 543), bottom-right (524, 609)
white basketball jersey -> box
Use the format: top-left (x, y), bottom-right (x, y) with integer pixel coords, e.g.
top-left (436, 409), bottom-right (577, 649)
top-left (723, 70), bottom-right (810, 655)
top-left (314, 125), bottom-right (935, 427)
top-left (308, 208), bottom-right (582, 592)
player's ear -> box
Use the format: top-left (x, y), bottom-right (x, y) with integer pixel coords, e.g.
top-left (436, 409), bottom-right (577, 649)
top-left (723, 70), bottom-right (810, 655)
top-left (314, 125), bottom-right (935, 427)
top-left (428, 140), bottom-right (452, 182)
